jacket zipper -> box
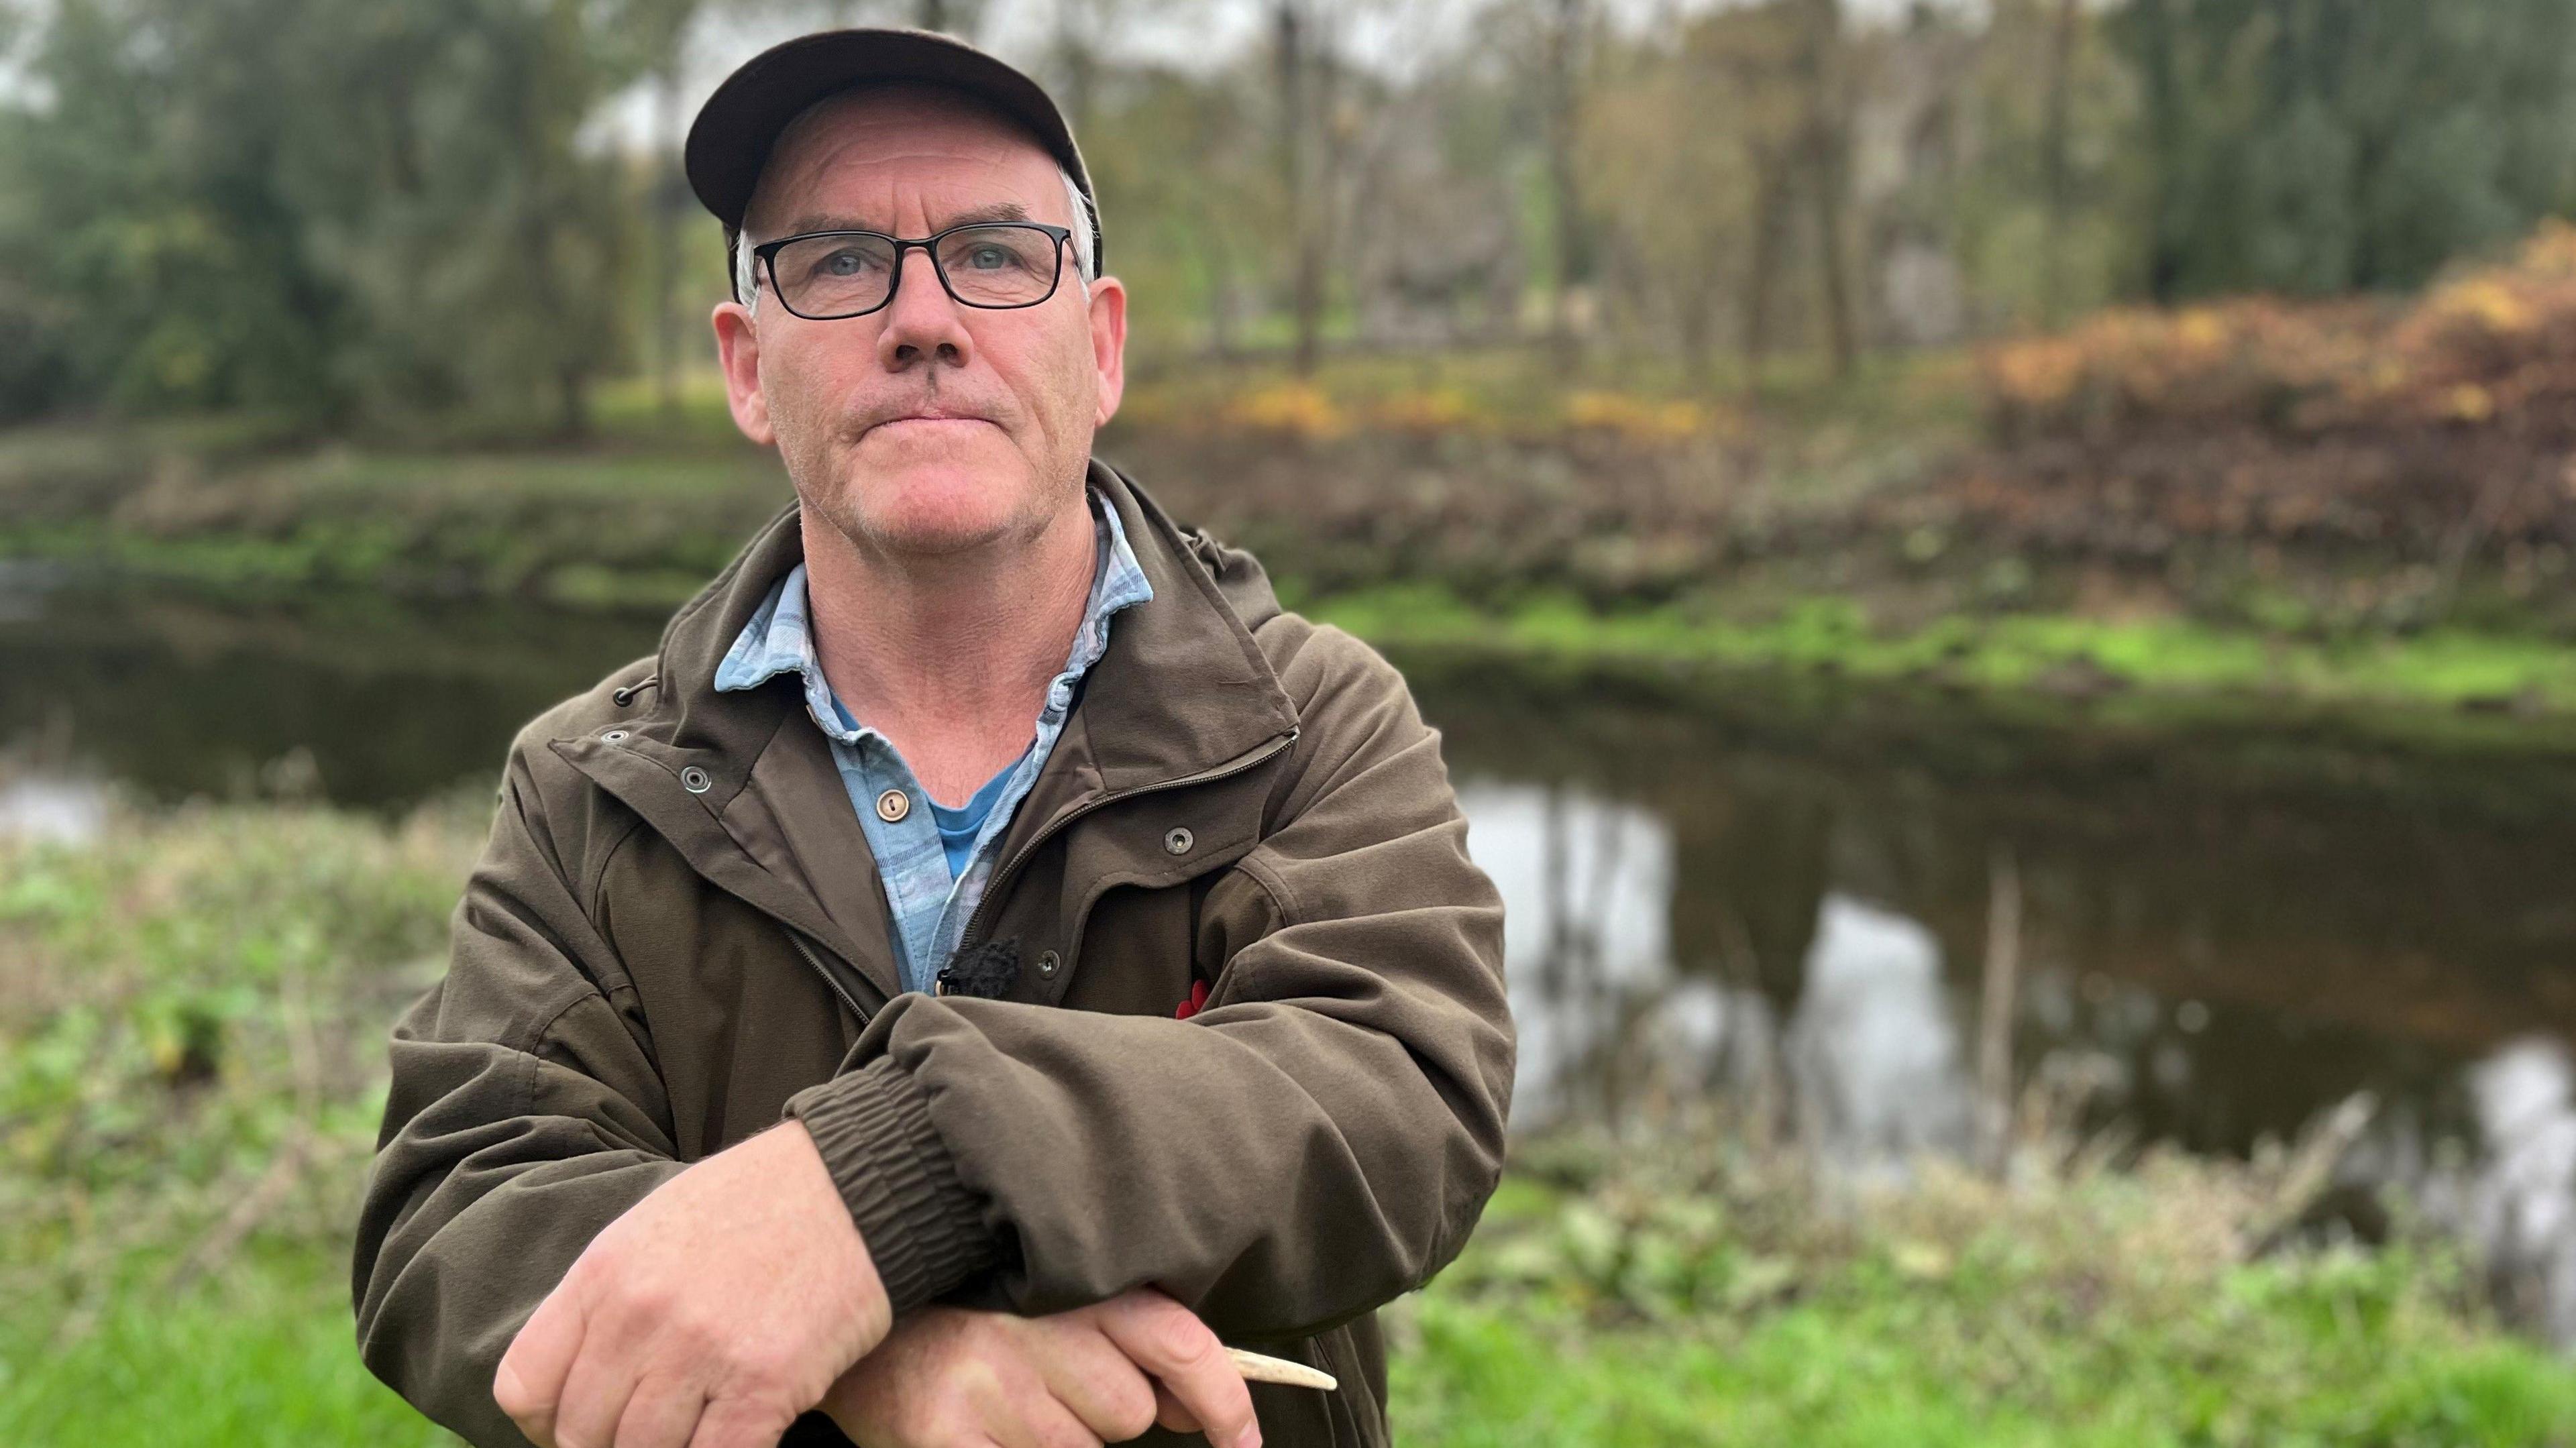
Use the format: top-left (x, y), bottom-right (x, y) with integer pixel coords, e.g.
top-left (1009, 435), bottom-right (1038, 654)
top-left (785, 925), bottom-right (873, 1027)
top-left (769, 725), bottom-right (1297, 1013)
top-left (954, 725), bottom-right (1301, 956)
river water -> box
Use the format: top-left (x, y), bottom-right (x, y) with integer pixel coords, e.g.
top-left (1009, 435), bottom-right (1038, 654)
top-left (9, 573), bottom-right (2576, 1340)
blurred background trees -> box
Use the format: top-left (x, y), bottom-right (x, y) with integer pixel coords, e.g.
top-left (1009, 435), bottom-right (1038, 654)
top-left (3, 0), bottom-right (2574, 437)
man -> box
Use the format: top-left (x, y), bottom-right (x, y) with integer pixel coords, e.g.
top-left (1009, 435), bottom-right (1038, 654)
top-left (351, 27), bottom-right (1514, 1448)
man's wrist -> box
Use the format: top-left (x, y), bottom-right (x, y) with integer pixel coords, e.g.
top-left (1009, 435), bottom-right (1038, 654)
top-left (784, 1055), bottom-right (1001, 1314)
top-left (771, 1117), bottom-right (895, 1345)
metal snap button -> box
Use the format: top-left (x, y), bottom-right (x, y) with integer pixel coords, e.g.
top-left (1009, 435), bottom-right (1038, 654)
top-left (1164, 826), bottom-right (1194, 856)
top-left (601, 729), bottom-right (628, 744)
top-left (1036, 950), bottom-right (1061, 979)
top-left (680, 765), bottom-right (711, 793)
top-left (876, 788), bottom-right (911, 823)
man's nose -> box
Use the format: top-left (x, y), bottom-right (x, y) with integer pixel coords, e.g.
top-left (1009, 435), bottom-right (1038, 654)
top-left (875, 243), bottom-right (973, 372)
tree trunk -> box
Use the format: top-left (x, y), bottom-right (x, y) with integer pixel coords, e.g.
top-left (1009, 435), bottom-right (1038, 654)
top-left (1797, 0), bottom-right (1857, 380)
top-left (1741, 156), bottom-right (1792, 383)
top-left (2039, 0), bottom-right (2079, 325)
top-left (1544, 0), bottom-right (1589, 367)
top-left (1054, 1), bottom-right (1099, 134)
top-left (1275, 1), bottom-right (1323, 376)
top-left (2133, 0), bottom-right (2188, 304)
top-left (557, 362), bottom-right (592, 442)
top-left (652, 58), bottom-right (684, 423)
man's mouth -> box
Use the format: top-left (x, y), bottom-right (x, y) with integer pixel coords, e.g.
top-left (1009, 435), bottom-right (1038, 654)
top-left (869, 408), bottom-right (991, 435)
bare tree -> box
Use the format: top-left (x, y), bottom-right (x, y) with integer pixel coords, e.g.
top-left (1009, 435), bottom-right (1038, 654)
top-left (1543, 0), bottom-right (1589, 364)
top-left (2039, 0), bottom-right (2079, 324)
top-left (633, 0), bottom-right (702, 423)
top-left (1794, 0), bottom-right (1858, 379)
top-left (1274, 1), bottom-right (1327, 374)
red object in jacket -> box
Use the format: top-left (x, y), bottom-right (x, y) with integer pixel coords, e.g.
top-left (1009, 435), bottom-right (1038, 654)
top-left (1175, 978), bottom-right (1212, 1019)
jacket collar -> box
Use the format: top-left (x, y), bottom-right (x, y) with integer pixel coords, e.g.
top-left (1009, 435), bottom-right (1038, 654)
top-left (653, 455), bottom-right (1298, 782)
top-left (549, 456), bottom-right (1301, 1009)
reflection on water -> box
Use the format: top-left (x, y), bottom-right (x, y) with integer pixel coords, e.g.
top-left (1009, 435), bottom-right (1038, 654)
top-left (11, 583), bottom-right (2576, 1340)
top-left (0, 773), bottom-right (106, 844)
top-left (1441, 691), bottom-right (2576, 1343)
top-left (1787, 896), bottom-right (1976, 1180)
top-left (2455, 1040), bottom-right (2576, 1343)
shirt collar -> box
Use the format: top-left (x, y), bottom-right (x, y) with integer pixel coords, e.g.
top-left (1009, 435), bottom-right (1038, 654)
top-left (712, 485), bottom-right (1155, 740)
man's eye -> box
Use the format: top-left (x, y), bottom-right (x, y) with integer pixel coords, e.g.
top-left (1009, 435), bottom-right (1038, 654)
top-left (818, 249), bottom-right (881, 278)
top-left (965, 246), bottom-right (1010, 270)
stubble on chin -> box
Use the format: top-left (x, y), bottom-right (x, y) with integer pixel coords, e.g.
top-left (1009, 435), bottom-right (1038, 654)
top-left (794, 447), bottom-right (1067, 565)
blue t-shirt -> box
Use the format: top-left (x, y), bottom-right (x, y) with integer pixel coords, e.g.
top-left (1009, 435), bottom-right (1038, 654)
top-left (833, 695), bottom-right (1020, 878)
top-left (926, 756), bottom-right (1018, 877)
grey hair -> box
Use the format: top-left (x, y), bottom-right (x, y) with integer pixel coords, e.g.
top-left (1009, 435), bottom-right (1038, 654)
top-left (735, 162), bottom-right (1096, 315)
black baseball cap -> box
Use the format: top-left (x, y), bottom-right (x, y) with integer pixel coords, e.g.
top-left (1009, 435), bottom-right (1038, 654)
top-left (684, 27), bottom-right (1103, 302)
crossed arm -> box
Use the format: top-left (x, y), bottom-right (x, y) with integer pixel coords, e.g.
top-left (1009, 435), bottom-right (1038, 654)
top-left (353, 626), bottom-right (1513, 1448)
top-left (488, 1117), bottom-right (1262, 1448)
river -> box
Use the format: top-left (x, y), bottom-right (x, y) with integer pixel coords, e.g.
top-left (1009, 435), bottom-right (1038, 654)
top-left (9, 569), bottom-right (2576, 1341)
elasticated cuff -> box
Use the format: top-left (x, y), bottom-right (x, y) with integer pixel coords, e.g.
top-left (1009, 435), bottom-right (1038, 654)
top-left (783, 1056), bottom-right (1000, 1313)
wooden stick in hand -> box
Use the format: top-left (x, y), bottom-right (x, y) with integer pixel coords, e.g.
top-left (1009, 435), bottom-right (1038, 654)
top-left (1226, 1347), bottom-right (1338, 1392)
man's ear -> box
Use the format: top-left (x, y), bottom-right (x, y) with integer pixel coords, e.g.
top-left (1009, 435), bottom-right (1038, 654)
top-left (713, 300), bottom-right (775, 446)
top-left (1086, 274), bottom-right (1129, 429)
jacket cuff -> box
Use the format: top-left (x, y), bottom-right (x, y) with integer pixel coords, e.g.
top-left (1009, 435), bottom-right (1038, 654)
top-left (784, 1056), bottom-right (1000, 1314)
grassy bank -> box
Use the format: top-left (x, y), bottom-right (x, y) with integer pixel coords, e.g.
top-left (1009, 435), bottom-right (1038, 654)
top-left (1396, 1145), bottom-right (2576, 1447)
top-left (5, 799), bottom-right (2573, 1445)
top-left (9, 329), bottom-right (2576, 754)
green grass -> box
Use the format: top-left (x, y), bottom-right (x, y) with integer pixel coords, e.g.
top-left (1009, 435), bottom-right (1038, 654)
top-left (1393, 1283), bottom-right (2576, 1447)
top-left (1389, 1150), bottom-right (2576, 1447)
top-left (7, 801), bottom-right (2576, 1445)
top-left (0, 1245), bottom-right (462, 1448)
top-left (1307, 583), bottom-right (2576, 752)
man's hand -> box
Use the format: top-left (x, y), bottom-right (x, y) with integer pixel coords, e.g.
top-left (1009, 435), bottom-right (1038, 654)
top-left (820, 1288), bottom-right (1261, 1448)
top-left (494, 1121), bottom-right (891, 1448)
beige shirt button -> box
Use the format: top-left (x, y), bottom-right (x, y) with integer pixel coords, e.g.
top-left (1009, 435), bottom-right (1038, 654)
top-left (875, 788), bottom-right (911, 823)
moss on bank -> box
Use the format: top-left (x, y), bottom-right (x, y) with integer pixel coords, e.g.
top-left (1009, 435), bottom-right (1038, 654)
top-left (1309, 583), bottom-right (2576, 759)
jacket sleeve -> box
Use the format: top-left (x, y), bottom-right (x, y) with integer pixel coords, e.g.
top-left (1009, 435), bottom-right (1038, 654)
top-left (781, 621), bottom-right (1516, 1339)
top-left (351, 726), bottom-right (688, 1448)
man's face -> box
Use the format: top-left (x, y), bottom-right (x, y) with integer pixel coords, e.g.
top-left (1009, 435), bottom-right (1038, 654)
top-left (712, 83), bottom-right (1126, 561)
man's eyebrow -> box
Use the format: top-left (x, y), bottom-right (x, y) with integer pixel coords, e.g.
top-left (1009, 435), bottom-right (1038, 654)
top-left (773, 201), bottom-right (1036, 236)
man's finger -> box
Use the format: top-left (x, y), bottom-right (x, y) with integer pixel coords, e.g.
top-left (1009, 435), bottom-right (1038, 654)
top-left (1095, 1294), bottom-right (1258, 1448)
top-left (1023, 1395), bottom-right (1109, 1448)
top-left (1150, 1383), bottom-right (1203, 1435)
top-left (612, 1374), bottom-right (710, 1448)
top-left (548, 1332), bottom-right (642, 1448)
top-left (1026, 1322), bottom-right (1159, 1443)
top-left (495, 1288), bottom-right (590, 1447)
top-left (681, 1392), bottom-right (801, 1448)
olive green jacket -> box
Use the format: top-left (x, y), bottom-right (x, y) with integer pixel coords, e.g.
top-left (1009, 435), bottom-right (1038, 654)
top-left (350, 458), bottom-right (1516, 1447)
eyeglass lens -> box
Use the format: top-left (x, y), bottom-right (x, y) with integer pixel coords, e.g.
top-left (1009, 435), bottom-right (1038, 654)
top-left (768, 225), bottom-right (1061, 317)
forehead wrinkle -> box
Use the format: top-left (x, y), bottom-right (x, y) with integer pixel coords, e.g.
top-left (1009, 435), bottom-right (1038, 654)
top-left (775, 199), bottom-right (1038, 237)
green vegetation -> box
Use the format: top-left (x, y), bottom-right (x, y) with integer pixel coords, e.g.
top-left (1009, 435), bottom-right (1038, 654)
top-left (5, 801), bottom-right (2573, 1446)
top-left (11, 384), bottom-right (2576, 755)
top-left (0, 795), bottom-right (482, 1446)
top-left (11, 0), bottom-right (2576, 435)
top-left (1393, 1146), bottom-right (2576, 1448)
top-left (1310, 585), bottom-right (2576, 754)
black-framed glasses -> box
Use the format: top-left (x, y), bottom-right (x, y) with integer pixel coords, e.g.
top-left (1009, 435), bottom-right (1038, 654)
top-left (749, 221), bottom-right (1074, 320)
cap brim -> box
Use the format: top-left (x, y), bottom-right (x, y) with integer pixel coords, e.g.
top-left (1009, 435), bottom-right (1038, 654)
top-left (684, 26), bottom-right (1098, 270)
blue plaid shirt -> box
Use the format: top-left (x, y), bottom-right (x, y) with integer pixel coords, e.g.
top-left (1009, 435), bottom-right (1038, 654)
top-left (712, 486), bottom-right (1154, 994)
